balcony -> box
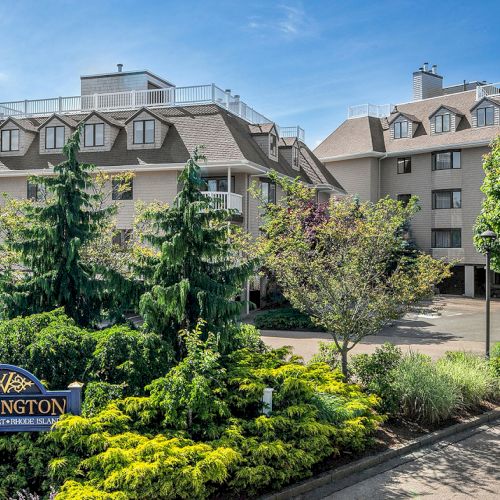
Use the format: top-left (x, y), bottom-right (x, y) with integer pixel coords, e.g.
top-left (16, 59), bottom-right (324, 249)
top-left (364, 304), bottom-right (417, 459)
top-left (0, 85), bottom-right (304, 139)
top-left (202, 191), bottom-right (243, 213)
top-left (347, 103), bottom-right (394, 119)
top-left (476, 82), bottom-right (500, 100)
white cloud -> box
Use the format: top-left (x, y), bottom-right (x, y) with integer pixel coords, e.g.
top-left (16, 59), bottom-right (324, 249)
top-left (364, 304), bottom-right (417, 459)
top-left (246, 2), bottom-right (317, 40)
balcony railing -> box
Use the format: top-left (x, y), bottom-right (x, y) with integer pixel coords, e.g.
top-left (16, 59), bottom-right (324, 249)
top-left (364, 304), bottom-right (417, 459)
top-left (279, 126), bottom-right (305, 142)
top-left (347, 103), bottom-right (394, 119)
top-left (0, 84), bottom-right (305, 140)
top-left (476, 82), bottom-right (500, 100)
top-left (0, 84), bottom-right (272, 122)
top-left (202, 191), bottom-right (243, 213)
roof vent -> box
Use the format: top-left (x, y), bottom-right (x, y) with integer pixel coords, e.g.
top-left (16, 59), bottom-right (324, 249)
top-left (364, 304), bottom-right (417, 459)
top-left (117, 63), bottom-right (123, 73)
top-left (423, 62), bottom-right (429, 72)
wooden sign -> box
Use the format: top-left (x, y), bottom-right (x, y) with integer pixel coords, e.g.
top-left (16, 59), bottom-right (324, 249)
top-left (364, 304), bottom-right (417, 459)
top-left (0, 364), bottom-right (82, 432)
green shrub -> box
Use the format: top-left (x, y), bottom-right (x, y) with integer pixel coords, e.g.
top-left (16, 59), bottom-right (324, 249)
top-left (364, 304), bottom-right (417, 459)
top-left (0, 309), bottom-right (72, 369)
top-left (82, 382), bottom-right (127, 417)
top-left (253, 307), bottom-right (324, 331)
top-left (350, 343), bottom-right (403, 413)
top-left (44, 341), bottom-right (381, 499)
top-left (492, 342), bottom-right (500, 376)
top-left (437, 352), bottom-right (499, 409)
top-left (309, 342), bottom-right (341, 370)
top-left (0, 310), bottom-right (172, 394)
top-left (87, 326), bottom-right (173, 394)
top-left (393, 353), bottom-right (460, 425)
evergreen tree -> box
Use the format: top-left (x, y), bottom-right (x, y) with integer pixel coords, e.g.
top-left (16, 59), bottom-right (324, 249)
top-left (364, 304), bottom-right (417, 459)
top-left (2, 128), bottom-right (115, 325)
top-left (137, 148), bottom-right (255, 357)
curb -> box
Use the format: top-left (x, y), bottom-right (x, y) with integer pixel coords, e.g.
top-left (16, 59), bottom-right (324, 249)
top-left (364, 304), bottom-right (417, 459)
top-left (262, 406), bottom-right (500, 500)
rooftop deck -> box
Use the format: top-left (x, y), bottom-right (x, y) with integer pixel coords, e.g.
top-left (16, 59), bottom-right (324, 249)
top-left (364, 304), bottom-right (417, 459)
top-left (347, 82), bottom-right (500, 120)
top-left (0, 84), bottom-right (305, 141)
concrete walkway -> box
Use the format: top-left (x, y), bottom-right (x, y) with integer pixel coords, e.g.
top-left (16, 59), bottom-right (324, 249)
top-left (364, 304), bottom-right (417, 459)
top-left (260, 297), bottom-right (500, 361)
top-left (325, 422), bottom-right (500, 499)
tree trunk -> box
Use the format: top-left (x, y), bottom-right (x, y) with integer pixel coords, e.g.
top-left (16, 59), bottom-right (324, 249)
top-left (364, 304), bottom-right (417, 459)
top-left (341, 344), bottom-right (349, 378)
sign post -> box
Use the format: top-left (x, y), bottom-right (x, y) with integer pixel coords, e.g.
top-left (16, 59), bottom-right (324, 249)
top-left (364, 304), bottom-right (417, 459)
top-left (0, 364), bottom-right (82, 432)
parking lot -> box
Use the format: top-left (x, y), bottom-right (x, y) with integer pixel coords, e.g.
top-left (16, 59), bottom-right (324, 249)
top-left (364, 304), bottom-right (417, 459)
top-left (260, 297), bottom-right (500, 360)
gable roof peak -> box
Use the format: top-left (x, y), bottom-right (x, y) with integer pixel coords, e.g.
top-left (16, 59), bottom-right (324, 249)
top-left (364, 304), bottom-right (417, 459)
top-left (123, 107), bottom-right (173, 125)
top-left (37, 113), bottom-right (79, 130)
top-left (79, 110), bottom-right (124, 128)
top-left (0, 116), bottom-right (38, 133)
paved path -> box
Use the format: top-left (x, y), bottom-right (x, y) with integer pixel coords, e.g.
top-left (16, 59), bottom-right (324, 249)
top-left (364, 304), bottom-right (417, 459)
top-left (325, 422), bottom-right (500, 499)
top-left (260, 297), bottom-right (500, 360)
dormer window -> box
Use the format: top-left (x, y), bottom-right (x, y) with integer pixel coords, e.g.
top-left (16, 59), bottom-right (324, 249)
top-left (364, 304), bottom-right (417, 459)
top-left (394, 120), bottom-right (408, 139)
top-left (46, 126), bottom-right (65, 149)
top-left (434, 113), bottom-right (450, 133)
top-left (476, 106), bottom-right (494, 127)
top-left (84, 123), bottom-right (104, 147)
top-left (1, 129), bottom-right (19, 152)
top-left (133, 120), bottom-right (155, 144)
top-left (269, 133), bottom-right (277, 157)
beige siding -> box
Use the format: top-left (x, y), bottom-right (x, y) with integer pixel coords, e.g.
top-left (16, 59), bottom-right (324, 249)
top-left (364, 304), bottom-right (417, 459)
top-left (112, 170), bottom-right (178, 229)
top-left (325, 157), bottom-right (379, 202)
top-left (0, 176), bottom-right (28, 201)
top-left (380, 146), bottom-right (488, 265)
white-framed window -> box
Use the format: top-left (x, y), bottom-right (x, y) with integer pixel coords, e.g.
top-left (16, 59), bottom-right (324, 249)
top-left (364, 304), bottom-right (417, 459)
top-left (476, 106), bottom-right (495, 127)
top-left (434, 113), bottom-right (450, 133)
top-left (45, 126), bottom-right (65, 149)
top-left (394, 120), bottom-right (409, 139)
top-left (1, 129), bottom-right (19, 152)
top-left (133, 120), bottom-right (155, 144)
top-left (84, 123), bottom-right (105, 147)
top-left (432, 229), bottom-right (461, 248)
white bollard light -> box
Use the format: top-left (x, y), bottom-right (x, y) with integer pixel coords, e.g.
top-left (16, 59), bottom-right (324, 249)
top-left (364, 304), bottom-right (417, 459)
top-left (262, 387), bottom-right (274, 416)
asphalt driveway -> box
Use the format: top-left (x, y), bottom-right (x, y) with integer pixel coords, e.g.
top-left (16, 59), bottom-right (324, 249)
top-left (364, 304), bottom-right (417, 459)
top-left (260, 297), bottom-right (500, 360)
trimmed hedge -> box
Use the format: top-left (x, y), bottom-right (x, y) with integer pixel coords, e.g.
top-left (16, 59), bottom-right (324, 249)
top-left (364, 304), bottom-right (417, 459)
top-left (253, 307), bottom-right (325, 331)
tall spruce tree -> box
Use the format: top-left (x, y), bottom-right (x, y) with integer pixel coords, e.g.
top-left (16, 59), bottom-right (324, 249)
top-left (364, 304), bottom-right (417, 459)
top-left (3, 128), bottom-right (114, 325)
top-left (138, 148), bottom-right (255, 357)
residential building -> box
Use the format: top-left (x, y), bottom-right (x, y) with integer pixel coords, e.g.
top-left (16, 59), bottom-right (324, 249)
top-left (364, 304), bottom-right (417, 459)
top-left (0, 65), bottom-right (345, 304)
top-left (315, 64), bottom-right (500, 297)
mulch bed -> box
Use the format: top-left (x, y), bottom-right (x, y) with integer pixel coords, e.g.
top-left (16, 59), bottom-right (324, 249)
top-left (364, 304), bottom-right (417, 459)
top-left (313, 401), bottom-right (498, 474)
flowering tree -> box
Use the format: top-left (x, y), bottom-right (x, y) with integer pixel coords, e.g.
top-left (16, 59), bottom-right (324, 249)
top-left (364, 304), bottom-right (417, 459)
top-left (257, 173), bottom-right (450, 376)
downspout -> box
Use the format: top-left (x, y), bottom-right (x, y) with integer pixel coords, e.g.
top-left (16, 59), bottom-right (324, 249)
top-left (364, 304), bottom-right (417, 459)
top-left (378, 153), bottom-right (387, 199)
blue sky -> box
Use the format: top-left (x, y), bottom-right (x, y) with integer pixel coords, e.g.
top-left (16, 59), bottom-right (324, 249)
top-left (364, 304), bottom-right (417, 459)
top-left (0, 0), bottom-right (499, 147)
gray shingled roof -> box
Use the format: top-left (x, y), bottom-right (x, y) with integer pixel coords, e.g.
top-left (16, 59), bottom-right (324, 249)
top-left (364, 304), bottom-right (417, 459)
top-left (315, 90), bottom-right (500, 160)
top-left (0, 104), bottom-right (343, 192)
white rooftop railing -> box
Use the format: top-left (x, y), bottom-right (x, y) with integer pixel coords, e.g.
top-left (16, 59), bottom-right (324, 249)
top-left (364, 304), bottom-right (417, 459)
top-left (476, 82), bottom-right (500, 100)
top-left (279, 126), bottom-right (305, 142)
top-left (347, 103), bottom-right (394, 119)
top-left (0, 84), bottom-right (305, 140)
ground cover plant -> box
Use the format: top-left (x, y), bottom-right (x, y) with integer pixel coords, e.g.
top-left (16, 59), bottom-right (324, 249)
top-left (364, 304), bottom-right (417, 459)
top-left (253, 307), bottom-right (325, 331)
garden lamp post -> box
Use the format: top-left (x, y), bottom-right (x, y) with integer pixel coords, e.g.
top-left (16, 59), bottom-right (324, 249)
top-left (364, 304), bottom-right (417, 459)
top-left (481, 229), bottom-right (497, 358)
